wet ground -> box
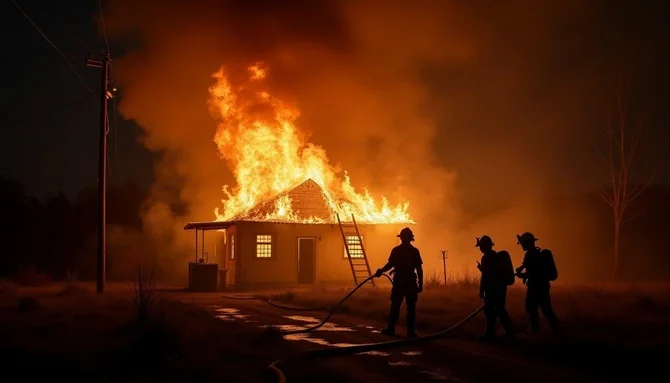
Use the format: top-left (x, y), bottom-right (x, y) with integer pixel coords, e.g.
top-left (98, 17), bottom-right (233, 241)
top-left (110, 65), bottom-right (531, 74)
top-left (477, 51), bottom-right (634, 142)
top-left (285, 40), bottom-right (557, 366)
top-left (198, 298), bottom-right (603, 383)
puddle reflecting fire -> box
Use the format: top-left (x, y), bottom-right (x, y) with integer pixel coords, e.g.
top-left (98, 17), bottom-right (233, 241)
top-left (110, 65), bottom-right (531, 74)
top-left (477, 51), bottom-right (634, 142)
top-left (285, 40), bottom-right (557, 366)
top-left (283, 315), bottom-right (320, 323)
top-left (215, 308), bottom-right (252, 321)
top-left (216, 308), bottom-right (240, 314)
top-left (420, 369), bottom-right (461, 382)
top-left (356, 351), bottom-right (391, 356)
top-left (389, 361), bottom-right (414, 366)
top-left (281, 316), bottom-right (354, 332)
top-left (283, 333), bottom-right (356, 347)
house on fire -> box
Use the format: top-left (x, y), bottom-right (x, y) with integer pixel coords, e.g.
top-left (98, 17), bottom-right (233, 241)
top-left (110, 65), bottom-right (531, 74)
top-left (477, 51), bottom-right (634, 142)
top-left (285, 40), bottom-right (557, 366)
top-left (184, 179), bottom-right (411, 288)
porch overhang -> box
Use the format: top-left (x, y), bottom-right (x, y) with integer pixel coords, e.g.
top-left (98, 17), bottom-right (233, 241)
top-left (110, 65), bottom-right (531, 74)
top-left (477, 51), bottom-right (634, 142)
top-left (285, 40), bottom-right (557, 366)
top-left (184, 221), bottom-right (236, 231)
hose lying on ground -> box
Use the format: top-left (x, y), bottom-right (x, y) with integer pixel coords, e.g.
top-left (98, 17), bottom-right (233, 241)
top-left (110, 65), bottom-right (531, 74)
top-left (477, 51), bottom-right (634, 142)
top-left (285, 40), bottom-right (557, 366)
top-left (257, 274), bottom-right (484, 383)
top-left (222, 274), bottom-right (394, 334)
top-left (246, 277), bottom-right (588, 383)
top-left (221, 293), bottom-right (328, 311)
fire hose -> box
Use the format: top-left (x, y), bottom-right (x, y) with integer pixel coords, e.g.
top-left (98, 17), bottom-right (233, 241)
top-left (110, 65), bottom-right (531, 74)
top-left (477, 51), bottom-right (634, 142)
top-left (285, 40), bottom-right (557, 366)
top-left (220, 275), bottom-right (484, 383)
top-left (222, 274), bottom-right (395, 334)
top-left (221, 293), bottom-right (328, 312)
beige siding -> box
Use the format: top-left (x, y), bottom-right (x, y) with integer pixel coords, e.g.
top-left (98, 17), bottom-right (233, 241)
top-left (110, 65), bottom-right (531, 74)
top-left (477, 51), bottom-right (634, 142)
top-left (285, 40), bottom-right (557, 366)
top-left (233, 222), bottom-right (409, 287)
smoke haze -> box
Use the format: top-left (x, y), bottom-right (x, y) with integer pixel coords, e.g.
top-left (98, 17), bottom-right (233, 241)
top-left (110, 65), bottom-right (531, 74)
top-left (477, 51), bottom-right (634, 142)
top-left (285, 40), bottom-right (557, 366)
top-left (102, 0), bottom-right (670, 280)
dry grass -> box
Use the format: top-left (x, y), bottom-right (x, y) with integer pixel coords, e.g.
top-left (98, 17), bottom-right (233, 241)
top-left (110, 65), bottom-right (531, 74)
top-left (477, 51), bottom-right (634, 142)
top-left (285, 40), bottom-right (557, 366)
top-left (11, 263), bottom-right (52, 286)
top-left (58, 269), bottom-right (88, 296)
top-left (0, 282), bottom-right (297, 382)
top-left (270, 278), bottom-right (670, 377)
top-left (131, 260), bottom-right (161, 322)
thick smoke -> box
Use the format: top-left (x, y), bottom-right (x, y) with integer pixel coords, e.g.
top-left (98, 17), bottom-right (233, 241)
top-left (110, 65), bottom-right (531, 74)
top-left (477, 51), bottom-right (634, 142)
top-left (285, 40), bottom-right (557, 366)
top-left (103, 0), bottom-right (669, 280)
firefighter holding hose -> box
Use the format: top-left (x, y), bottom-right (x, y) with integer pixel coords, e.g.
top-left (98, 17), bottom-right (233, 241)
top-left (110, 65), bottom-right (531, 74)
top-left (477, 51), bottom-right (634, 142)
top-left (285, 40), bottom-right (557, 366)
top-left (374, 227), bottom-right (423, 338)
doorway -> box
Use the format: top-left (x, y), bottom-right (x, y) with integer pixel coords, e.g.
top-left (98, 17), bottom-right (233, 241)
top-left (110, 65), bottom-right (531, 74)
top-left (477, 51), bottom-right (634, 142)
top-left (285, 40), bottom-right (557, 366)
top-left (297, 238), bottom-right (316, 284)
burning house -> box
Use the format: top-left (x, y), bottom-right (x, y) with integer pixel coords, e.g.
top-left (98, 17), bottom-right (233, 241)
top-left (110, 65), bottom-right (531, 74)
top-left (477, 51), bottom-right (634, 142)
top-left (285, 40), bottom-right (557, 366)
top-left (185, 178), bottom-right (412, 289)
top-left (184, 63), bottom-right (414, 290)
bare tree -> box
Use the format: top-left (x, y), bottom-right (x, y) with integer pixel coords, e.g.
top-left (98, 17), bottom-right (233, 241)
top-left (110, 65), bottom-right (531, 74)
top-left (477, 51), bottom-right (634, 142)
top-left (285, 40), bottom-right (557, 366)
top-left (593, 82), bottom-right (660, 280)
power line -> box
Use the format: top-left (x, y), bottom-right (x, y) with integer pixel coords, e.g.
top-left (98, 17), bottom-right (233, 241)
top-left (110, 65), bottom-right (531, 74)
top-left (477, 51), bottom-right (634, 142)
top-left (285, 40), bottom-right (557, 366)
top-left (98, 0), bottom-right (114, 176)
top-left (10, 93), bottom-right (96, 127)
top-left (64, 27), bottom-right (96, 53)
top-left (98, 0), bottom-right (110, 53)
top-left (11, 0), bottom-right (97, 98)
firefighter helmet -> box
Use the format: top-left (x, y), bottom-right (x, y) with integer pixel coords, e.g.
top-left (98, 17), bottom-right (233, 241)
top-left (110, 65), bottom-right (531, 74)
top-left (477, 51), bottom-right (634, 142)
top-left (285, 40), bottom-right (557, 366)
top-left (475, 235), bottom-right (494, 248)
top-left (516, 232), bottom-right (539, 244)
top-left (397, 227), bottom-right (415, 241)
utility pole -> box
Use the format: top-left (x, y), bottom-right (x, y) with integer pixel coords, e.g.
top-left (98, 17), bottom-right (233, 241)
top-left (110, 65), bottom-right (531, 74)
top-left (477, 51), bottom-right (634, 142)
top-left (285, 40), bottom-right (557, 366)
top-left (440, 250), bottom-right (448, 286)
top-left (86, 52), bottom-right (112, 293)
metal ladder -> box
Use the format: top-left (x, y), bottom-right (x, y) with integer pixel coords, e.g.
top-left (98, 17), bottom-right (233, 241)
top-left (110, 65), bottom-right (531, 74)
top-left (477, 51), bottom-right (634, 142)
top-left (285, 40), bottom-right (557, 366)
top-left (337, 213), bottom-right (375, 286)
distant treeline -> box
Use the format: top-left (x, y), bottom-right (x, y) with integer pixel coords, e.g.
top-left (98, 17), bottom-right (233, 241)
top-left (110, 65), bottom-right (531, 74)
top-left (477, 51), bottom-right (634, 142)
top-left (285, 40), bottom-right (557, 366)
top-left (0, 175), bottom-right (147, 281)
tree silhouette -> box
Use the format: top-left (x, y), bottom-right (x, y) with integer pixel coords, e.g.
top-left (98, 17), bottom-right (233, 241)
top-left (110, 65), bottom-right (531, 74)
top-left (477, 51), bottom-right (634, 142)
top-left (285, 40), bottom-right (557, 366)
top-left (593, 81), bottom-right (662, 280)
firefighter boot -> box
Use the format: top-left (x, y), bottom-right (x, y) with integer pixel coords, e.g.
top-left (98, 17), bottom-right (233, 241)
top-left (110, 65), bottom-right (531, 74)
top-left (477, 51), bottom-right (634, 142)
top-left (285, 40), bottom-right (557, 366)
top-left (525, 311), bottom-right (540, 334)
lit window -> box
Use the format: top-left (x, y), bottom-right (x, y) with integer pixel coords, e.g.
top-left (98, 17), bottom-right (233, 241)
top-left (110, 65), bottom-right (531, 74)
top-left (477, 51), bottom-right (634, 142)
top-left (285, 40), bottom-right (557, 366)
top-left (230, 234), bottom-right (235, 260)
top-left (256, 234), bottom-right (273, 258)
top-left (343, 236), bottom-right (364, 259)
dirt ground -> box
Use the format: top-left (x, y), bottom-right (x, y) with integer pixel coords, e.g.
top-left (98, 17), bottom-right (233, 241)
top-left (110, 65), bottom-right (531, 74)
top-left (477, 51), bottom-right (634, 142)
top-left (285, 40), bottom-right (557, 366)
top-left (267, 280), bottom-right (670, 376)
top-left (0, 281), bottom-right (288, 382)
top-left (2, 277), bottom-right (668, 381)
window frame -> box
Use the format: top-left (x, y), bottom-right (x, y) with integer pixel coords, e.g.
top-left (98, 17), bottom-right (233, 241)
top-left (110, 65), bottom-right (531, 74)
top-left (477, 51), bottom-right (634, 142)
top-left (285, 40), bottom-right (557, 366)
top-left (255, 234), bottom-right (274, 259)
top-left (229, 233), bottom-right (236, 260)
top-left (342, 235), bottom-right (365, 260)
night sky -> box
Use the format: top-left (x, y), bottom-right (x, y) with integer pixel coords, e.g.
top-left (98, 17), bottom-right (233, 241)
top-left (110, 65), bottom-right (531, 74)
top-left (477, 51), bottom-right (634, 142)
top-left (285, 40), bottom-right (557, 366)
top-left (4, 0), bottom-right (153, 200)
top-left (3, 0), bottom-right (670, 204)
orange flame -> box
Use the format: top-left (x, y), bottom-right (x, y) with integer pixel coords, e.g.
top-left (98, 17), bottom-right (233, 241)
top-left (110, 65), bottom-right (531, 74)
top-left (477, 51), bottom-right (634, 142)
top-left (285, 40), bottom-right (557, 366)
top-left (208, 63), bottom-right (413, 224)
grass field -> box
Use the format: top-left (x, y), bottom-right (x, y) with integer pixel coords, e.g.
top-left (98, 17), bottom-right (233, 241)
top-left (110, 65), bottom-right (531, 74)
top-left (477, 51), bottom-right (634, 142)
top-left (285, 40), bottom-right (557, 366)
top-left (269, 271), bottom-right (670, 377)
top-left (0, 277), bottom-right (289, 382)
top-left (2, 269), bottom-right (668, 381)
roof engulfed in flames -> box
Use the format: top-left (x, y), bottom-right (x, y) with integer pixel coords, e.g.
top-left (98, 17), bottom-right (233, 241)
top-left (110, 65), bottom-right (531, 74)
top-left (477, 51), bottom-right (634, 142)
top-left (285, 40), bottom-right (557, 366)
top-left (207, 63), bottom-right (414, 225)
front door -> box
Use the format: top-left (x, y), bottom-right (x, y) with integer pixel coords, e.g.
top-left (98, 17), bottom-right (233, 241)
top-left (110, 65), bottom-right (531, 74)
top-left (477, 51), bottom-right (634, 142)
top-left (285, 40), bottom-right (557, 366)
top-left (297, 238), bottom-right (315, 284)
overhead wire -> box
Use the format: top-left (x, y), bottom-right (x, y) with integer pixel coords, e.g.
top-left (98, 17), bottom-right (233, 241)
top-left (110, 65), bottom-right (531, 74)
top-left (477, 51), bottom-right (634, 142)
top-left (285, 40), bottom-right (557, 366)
top-left (64, 27), bottom-right (95, 53)
top-left (95, 0), bottom-right (116, 176)
top-left (97, 0), bottom-right (110, 52)
top-left (11, 0), bottom-right (97, 99)
top-left (9, 93), bottom-right (96, 128)
top-left (11, 0), bottom-right (123, 182)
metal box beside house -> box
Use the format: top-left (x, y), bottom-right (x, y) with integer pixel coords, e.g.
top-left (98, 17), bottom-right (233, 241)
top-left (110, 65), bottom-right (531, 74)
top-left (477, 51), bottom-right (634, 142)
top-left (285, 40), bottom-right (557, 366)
top-left (188, 262), bottom-right (219, 292)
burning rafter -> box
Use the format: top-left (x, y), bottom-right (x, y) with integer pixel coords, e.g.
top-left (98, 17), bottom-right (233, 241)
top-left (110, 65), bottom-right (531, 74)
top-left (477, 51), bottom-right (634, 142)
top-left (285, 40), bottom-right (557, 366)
top-left (207, 63), bottom-right (413, 225)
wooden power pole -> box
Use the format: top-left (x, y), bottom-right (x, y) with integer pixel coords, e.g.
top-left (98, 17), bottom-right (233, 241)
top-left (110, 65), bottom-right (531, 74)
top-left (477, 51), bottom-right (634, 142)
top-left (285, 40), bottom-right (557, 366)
top-left (86, 52), bottom-right (112, 293)
top-left (440, 250), bottom-right (448, 286)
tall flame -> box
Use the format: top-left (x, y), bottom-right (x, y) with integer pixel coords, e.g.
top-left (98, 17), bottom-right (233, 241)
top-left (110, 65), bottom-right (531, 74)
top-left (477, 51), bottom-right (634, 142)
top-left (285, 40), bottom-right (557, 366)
top-left (208, 63), bottom-right (413, 224)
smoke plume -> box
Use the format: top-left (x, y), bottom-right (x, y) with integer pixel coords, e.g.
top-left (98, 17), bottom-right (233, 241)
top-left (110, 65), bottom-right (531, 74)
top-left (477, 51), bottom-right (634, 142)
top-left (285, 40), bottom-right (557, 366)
top-left (103, 0), bottom-right (670, 279)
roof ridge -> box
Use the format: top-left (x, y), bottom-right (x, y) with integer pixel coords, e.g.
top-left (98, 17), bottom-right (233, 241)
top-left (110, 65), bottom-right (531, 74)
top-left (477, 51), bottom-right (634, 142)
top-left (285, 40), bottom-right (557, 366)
top-left (232, 178), bottom-right (332, 221)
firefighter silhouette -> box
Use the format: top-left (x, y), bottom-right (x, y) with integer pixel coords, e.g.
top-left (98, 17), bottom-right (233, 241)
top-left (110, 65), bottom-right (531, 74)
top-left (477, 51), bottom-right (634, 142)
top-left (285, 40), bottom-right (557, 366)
top-left (374, 227), bottom-right (424, 338)
top-left (515, 232), bottom-right (560, 334)
top-left (475, 235), bottom-right (515, 341)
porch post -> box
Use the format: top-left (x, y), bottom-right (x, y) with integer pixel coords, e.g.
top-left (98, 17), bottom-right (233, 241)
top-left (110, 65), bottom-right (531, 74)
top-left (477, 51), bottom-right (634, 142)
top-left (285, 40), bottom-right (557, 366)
top-left (202, 230), bottom-right (206, 262)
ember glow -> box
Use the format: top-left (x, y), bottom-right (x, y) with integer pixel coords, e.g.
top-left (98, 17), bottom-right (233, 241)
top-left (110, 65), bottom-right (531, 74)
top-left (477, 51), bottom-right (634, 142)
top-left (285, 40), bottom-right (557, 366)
top-left (207, 63), bottom-right (413, 224)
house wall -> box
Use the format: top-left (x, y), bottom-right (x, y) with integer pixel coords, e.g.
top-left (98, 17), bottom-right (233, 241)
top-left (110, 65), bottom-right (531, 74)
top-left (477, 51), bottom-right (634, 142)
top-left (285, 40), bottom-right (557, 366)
top-left (233, 222), bottom-right (409, 288)
top-left (223, 227), bottom-right (237, 286)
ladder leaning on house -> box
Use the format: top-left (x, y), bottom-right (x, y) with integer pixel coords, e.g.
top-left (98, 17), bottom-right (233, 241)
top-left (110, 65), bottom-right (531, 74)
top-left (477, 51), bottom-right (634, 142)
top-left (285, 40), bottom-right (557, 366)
top-left (337, 213), bottom-right (375, 286)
